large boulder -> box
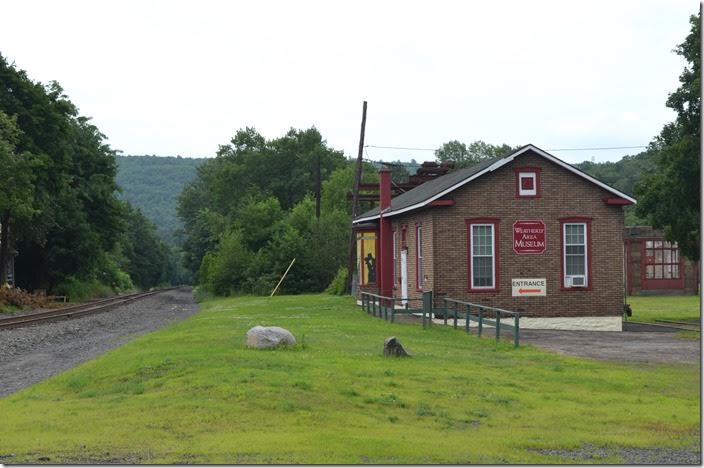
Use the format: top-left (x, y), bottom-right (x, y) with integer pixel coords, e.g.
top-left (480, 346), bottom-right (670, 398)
top-left (384, 336), bottom-right (410, 357)
top-left (246, 326), bottom-right (296, 349)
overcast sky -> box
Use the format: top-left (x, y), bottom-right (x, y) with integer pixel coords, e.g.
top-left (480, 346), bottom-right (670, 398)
top-left (0, 0), bottom-right (697, 164)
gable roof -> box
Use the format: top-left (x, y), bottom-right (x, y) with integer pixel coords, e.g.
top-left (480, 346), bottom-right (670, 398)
top-left (353, 144), bottom-right (637, 224)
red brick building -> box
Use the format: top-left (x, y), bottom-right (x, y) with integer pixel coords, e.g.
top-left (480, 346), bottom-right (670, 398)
top-left (353, 144), bottom-right (636, 331)
top-left (625, 226), bottom-right (699, 295)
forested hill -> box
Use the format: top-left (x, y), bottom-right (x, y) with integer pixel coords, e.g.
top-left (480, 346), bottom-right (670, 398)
top-left (116, 156), bottom-right (207, 245)
top-left (115, 148), bottom-right (655, 249)
top-left (574, 150), bottom-right (655, 198)
top-left (574, 149), bottom-right (655, 225)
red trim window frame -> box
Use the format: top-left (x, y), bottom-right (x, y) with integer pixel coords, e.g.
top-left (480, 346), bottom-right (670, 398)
top-left (640, 238), bottom-right (684, 289)
top-left (392, 228), bottom-right (398, 289)
top-left (466, 218), bottom-right (501, 292)
top-left (415, 223), bottom-right (423, 291)
top-left (514, 167), bottom-right (542, 198)
top-left (559, 217), bottom-right (593, 291)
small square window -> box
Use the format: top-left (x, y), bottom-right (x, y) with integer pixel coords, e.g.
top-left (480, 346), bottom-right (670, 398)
top-left (518, 171), bottom-right (537, 196)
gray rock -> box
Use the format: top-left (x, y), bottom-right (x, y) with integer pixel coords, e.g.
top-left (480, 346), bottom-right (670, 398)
top-left (246, 326), bottom-right (296, 349)
top-left (384, 336), bottom-right (410, 357)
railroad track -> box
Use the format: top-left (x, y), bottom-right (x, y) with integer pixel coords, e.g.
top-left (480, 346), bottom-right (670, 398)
top-left (0, 287), bottom-right (179, 330)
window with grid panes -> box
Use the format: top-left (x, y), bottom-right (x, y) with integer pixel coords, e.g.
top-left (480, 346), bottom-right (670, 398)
top-left (644, 240), bottom-right (680, 279)
top-left (471, 224), bottom-right (495, 288)
top-left (564, 224), bottom-right (587, 277)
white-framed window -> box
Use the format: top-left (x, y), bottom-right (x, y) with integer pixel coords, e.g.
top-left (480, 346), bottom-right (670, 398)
top-left (416, 225), bottom-right (423, 289)
top-left (518, 172), bottom-right (537, 196)
top-left (563, 223), bottom-right (587, 287)
top-left (470, 224), bottom-right (495, 289)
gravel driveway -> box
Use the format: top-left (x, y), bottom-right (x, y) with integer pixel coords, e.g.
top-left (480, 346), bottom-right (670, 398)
top-left (0, 288), bottom-right (199, 398)
top-left (518, 329), bottom-right (700, 364)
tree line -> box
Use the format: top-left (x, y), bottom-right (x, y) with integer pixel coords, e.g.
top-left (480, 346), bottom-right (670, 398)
top-left (1, 9), bottom-right (696, 300)
top-left (181, 5), bottom-right (699, 296)
top-left (177, 127), bottom-right (378, 296)
top-left (0, 53), bottom-right (174, 298)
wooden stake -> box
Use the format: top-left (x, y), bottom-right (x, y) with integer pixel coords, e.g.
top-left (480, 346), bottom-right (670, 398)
top-left (345, 101), bottom-right (368, 294)
top-left (270, 258), bottom-right (296, 297)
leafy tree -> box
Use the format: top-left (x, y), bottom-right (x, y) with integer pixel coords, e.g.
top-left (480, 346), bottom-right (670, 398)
top-left (199, 228), bottom-right (253, 296)
top-left (636, 11), bottom-right (700, 261)
top-left (119, 203), bottom-right (170, 289)
top-left (231, 196), bottom-right (285, 252)
top-left (0, 53), bottom-right (159, 292)
top-left (0, 111), bottom-right (38, 284)
top-left (178, 126), bottom-right (348, 281)
top-left (435, 140), bottom-right (518, 168)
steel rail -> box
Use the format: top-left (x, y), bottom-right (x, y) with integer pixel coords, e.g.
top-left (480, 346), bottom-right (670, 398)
top-left (0, 287), bottom-right (179, 330)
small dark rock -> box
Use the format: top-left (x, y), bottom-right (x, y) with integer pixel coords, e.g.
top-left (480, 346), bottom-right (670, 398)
top-left (384, 336), bottom-right (410, 357)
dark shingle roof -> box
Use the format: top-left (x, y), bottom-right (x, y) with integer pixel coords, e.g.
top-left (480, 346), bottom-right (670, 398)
top-left (354, 155), bottom-right (502, 221)
top-left (352, 143), bottom-right (637, 223)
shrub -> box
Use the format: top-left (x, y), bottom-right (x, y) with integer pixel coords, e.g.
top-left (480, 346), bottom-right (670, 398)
top-left (0, 285), bottom-right (50, 309)
top-left (52, 276), bottom-right (112, 302)
top-left (199, 229), bottom-right (252, 296)
top-left (325, 266), bottom-right (348, 296)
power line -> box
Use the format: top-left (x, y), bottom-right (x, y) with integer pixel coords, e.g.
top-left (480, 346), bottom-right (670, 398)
top-left (547, 145), bottom-right (648, 152)
top-left (365, 144), bottom-right (648, 152)
top-left (366, 145), bottom-right (437, 151)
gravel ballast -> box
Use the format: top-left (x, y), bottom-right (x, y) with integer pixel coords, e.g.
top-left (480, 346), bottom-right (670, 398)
top-left (0, 287), bottom-right (199, 398)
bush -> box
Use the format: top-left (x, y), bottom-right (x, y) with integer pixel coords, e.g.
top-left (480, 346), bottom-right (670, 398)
top-left (325, 266), bottom-right (348, 296)
top-left (53, 276), bottom-right (112, 302)
top-left (0, 285), bottom-right (50, 309)
top-left (199, 229), bottom-right (252, 296)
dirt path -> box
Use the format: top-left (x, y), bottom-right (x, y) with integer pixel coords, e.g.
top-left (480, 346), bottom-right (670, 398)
top-left (0, 288), bottom-right (199, 398)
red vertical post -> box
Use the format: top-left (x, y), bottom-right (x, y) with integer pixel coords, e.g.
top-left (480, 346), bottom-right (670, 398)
top-left (379, 168), bottom-right (394, 298)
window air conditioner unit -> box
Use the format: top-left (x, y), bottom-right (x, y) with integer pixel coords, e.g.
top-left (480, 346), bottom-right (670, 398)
top-left (564, 275), bottom-right (586, 288)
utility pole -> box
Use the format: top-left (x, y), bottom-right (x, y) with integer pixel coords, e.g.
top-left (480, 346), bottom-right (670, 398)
top-left (345, 101), bottom-right (367, 294)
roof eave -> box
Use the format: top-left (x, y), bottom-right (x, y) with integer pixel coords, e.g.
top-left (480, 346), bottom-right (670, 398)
top-left (351, 144), bottom-right (637, 224)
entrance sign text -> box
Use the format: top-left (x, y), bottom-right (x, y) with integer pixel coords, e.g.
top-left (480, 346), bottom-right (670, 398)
top-left (512, 278), bottom-right (547, 296)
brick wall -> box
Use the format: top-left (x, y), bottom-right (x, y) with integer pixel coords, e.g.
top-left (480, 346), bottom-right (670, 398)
top-left (390, 150), bottom-right (626, 318)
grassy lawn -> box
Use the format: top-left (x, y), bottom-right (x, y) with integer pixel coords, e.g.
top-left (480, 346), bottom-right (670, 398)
top-left (627, 295), bottom-right (701, 323)
top-left (0, 293), bottom-right (699, 464)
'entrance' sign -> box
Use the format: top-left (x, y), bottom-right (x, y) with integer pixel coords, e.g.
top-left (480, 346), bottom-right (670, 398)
top-left (513, 220), bottom-right (546, 254)
top-left (512, 278), bottom-right (547, 297)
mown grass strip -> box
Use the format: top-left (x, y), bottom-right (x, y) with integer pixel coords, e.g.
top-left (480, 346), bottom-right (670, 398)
top-left (0, 293), bottom-right (699, 464)
top-left (627, 295), bottom-right (700, 323)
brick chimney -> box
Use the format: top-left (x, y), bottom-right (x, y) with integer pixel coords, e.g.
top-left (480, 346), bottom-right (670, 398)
top-left (378, 167), bottom-right (393, 298)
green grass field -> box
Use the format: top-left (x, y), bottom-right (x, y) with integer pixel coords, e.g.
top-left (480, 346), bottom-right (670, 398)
top-left (0, 294), bottom-right (699, 463)
top-left (628, 295), bottom-right (701, 323)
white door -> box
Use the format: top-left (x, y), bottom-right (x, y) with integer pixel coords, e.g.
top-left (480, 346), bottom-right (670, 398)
top-left (400, 248), bottom-right (408, 305)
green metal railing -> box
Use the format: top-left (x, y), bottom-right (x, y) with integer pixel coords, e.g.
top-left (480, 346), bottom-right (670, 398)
top-left (360, 292), bottom-right (431, 326)
top-left (442, 297), bottom-right (520, 347)
top-left (360, 291), bottom-right (520, 347)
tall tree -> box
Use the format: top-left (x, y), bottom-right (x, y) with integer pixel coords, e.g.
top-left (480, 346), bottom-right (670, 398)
top-left (636, 11), bottom-right (701, 261)
top-left (0, 111), bottom-right (38, 284)
top-left (0, 54), bottom-right (127, 290)
top-left (435, 139), bottom-right (518, 168)
top-left (177, 126), bottom-right (347, 276)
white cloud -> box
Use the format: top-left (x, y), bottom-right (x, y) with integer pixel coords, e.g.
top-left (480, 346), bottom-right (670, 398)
top-left (0, 0), bottom-right (695, 163)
